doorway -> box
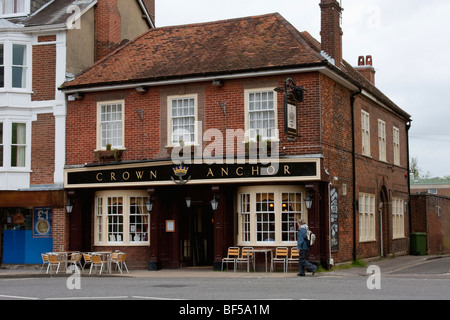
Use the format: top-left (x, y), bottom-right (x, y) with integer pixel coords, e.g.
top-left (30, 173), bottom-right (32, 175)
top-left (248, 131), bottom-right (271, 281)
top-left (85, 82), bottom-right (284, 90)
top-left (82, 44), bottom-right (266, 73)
top-left (179, 203), bottom-right (214, 267)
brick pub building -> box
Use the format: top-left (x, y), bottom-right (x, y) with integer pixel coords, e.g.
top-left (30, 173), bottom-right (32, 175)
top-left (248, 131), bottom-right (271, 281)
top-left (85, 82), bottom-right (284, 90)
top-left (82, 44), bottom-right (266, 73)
top-left (61, 0), bottom-right (412, 270)
top-left (0, 0), bottom-right (154, 264)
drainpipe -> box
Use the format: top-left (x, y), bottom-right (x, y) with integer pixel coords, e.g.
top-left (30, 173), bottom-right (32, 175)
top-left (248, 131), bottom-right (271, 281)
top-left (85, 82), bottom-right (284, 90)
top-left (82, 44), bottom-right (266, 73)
top-left (406, 121), bottom-right (412, 235)
top-left (350, 90), bottom-right (362, 262)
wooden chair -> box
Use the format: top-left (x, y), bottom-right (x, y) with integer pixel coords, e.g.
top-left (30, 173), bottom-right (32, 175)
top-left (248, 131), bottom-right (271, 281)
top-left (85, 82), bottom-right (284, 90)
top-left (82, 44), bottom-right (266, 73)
top-left (41, 253), bottom-right (49, 270)
top-left (112, 252), bottom-right (129, 274)
top-left (67, 252), bottom-right (82, 272)
top-left (286, 247), bottom-right (299, 272)
top-left (221, 247), bottom-right (240, 272)
top-left (46, 253), bottom-right (67, 274)
top-left (82, 253), bottom-right (93, 270)
top-left (271, 247), bottom-right (288, 272)
top-left (236, 247), bottom-right (255, 272)
top-left (89, 254), bottom-right (108, 275)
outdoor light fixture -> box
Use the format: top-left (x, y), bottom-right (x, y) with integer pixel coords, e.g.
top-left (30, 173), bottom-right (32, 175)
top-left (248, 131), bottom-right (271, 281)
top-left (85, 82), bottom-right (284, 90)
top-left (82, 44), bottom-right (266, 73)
top-left (210, 195), bottom-right (219, 211)
top-left (65, 199), bottom-right (74, 214)
top-left (145, 198), bottom-right (154, 213)
top-left (304, 195), bottom-right (313, 210)
top-left (185, 197), bottom-right (191, 208)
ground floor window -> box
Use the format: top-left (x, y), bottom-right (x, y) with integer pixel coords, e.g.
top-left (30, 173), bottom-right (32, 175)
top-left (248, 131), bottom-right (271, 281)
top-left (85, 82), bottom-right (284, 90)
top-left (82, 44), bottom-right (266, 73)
top-left (237, 186), bottom-right (305, 246)
top-left (392, 198), bottom-right (405, 239)
top-left (359, 193), bottom-right (375, 242)
top-left (94, 190), bottom-right (149, 245)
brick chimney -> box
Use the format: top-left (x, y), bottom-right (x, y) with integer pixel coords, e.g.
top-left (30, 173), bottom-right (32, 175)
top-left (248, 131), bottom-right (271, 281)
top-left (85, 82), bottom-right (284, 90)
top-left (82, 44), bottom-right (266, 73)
top-left (320, 0), bottom-right (343, 66)
top-left (94, 0), bottom-right (122, 62)
top-left (355, 55), bottom-right (376, 85)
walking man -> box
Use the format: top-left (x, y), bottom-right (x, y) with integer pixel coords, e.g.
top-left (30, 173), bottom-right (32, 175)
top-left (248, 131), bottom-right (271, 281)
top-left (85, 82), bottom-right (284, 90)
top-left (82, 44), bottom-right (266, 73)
top-left (297, 219), bottom-right (317, 276)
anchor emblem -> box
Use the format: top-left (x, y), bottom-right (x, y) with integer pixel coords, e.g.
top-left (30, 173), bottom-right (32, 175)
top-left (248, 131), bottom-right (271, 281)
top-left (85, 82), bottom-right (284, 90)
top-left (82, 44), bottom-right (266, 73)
top-left (171, 164), bottom-right (191, 185)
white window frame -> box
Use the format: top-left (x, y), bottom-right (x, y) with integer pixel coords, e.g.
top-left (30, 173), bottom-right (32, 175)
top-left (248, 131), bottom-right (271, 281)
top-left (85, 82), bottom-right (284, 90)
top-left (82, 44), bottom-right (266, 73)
top-left (0, 0), bottom-right (30, 18)
top-left (244, 88), bottom-right (278, 142)
top-left (94, 190), bottom-right (150, 246)
top-left (167, 94), bottom-right (198, 147)
top-left (378, 119), bottom-right (386, 162)
top-left (0, 40), bottom-right (31, 92)
top-left (0, 122), bottom-right (3, 167)
top-left (97, 100), bottom-right (125, 150)
top-left (237, 186), bottom-right (305, 246)
top-left (392, 198), bottom-right (405, 239)
top-left (0, 43), bottom-right (4, 88)
top-left (0, 118), bottom-right (31, 170)
top-left (359, 193), bottom-right (375, 242)
top-left (361, 110), bottom-right (371, 156)
top-left (393, 126), bottom-right (400, 166)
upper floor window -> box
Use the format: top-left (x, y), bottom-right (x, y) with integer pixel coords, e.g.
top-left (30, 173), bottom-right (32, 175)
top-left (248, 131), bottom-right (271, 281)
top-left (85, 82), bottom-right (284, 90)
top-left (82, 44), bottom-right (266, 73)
top-left (361, 110), bottom-right (370, 156)
top-left (245, 89), bottom-right (278, 142)
top-left (11, 122), bottom-right (26, 167)
top-left (0, 120), bottom-right (29, 169)
top-left (0, 44), bottom-right (4, 87)
top-left (378, 119), bottom-right (386, 162)
top-left (0, 122), bottom-right (3, 167)
top-left (12, 44), bottom-right (26, 88)
top-left (168, 95), bottom-right (197, 146)
top-left (393, 126), bottom-right (400, 166)
top-left (0, 0), bottom-right (30, 17)
top-left (0, 41), bottom-right (30, 90)
top-left (97, 101), bottom-right (124, 150)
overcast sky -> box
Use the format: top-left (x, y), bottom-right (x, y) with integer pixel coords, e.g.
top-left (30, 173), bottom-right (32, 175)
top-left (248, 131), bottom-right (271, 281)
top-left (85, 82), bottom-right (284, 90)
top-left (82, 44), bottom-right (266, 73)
top-left (155, 0), bottom-right (450, 178)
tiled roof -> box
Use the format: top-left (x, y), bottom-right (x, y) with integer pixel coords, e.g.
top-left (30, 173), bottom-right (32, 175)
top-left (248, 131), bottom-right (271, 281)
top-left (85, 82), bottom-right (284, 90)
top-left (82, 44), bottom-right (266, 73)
top-left (61, 12), bottom-right (410, 119)
top-left (11, 0), bottom-right (96, 27)
top-left (62, 13), bottom-right (327, 88)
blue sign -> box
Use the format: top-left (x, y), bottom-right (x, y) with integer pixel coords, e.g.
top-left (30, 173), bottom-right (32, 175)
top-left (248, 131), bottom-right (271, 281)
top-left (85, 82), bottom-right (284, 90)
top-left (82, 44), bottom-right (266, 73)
top-left (33, 207), bottom-right (52, 238)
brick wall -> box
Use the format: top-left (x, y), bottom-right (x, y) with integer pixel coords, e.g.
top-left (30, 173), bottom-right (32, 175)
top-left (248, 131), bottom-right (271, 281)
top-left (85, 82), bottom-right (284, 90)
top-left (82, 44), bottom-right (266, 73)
top-left (411, 194), bottom-right (450, 255)
top-left (95, 0), bottom-right (122, 61)
top-left (32, 36), bottom-right (56, 101)
top-left (66, 71), bottom-right (411, 265)
top-left (31, 113), bottom-right (55, 185)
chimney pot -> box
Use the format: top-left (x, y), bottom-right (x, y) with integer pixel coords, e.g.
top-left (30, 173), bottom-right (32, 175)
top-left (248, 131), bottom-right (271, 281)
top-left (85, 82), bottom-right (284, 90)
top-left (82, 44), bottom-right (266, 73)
top-left (358, 56), bottom-right (365, 66)
top-left (366, 55), bottom-right (373, 66)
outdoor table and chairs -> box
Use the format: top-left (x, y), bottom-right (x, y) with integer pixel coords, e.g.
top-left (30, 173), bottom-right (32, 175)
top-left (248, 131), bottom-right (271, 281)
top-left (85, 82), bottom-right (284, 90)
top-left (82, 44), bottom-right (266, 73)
top-left (221, 247), bottom-right (301, 273)
top-left (42, 251), bottom-right (129, 275)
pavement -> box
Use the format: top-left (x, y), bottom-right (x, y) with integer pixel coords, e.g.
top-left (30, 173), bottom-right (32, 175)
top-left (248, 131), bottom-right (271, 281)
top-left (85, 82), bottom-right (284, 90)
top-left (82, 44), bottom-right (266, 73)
top-left (1, 254), bottom-right (449, 279)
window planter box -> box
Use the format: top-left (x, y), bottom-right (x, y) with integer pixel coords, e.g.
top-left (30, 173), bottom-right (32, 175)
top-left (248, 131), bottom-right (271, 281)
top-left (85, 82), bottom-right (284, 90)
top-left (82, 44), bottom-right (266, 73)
top-left (94, 149), bottom-right (123, 163)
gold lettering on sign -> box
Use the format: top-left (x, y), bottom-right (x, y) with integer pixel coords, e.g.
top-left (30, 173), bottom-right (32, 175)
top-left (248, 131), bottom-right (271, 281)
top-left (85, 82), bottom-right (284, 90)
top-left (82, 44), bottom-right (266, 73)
top-left (252, 166), bottom-right (259, 176)
top-left (150, 171), bottom-right (157, 180)
top-left (236, 167), bottom-right (244, 176)
top-left (122, 171), bottom-right (130, 181)
top-left (96, 172), bottom-right (103, 182)
top-left (136, 171), bottom-right (144, 180)
top-left (111, 172), bottom-right (116, 181)
top-left (207, 168), bottom-right (214, 177)
top-left (221, 167), bottom-right (229, 177)
top-left (266, 165), bottom-right (276, 175)
top-left (284, 165), bottom-right (291, 175)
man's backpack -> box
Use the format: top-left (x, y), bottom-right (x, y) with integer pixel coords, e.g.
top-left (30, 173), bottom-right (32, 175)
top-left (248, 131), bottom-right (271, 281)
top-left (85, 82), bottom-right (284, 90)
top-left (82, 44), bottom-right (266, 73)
top-left (306, 229), bottom-right (316, 246)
